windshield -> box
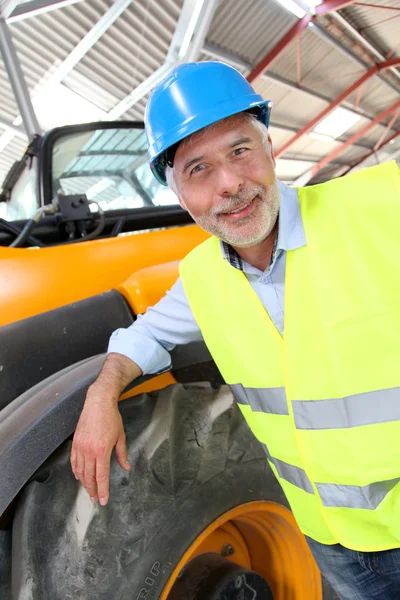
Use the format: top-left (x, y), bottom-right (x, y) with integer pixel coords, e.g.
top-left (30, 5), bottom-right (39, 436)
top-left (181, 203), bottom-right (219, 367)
top-left (52, 127), bottom-right (178, 210)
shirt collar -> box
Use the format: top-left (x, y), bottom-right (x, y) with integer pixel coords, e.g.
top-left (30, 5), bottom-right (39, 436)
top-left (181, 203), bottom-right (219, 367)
top-left (276, 180), bottom-right (306, 252)
top-left (220, 181), bottom-right (306, 269)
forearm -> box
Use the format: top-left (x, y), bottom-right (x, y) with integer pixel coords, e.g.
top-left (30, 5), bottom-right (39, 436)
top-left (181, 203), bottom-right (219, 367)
top-left (107, 277), bottom-right (202, 375)
top-left (89, 353), bottom-right (142, 403)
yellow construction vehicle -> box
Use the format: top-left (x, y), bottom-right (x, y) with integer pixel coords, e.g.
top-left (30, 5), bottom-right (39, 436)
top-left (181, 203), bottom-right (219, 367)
top-left (0, 121), bottom-right (334, 599)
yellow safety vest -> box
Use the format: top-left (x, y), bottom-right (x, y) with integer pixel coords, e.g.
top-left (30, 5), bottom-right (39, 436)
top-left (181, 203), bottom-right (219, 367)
top-left (180, 161), bottom-right (400, 551)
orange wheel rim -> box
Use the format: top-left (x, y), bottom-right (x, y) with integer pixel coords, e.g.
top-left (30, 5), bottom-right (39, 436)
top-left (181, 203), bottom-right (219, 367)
top-left (161, 501), bottom-right (322, 599)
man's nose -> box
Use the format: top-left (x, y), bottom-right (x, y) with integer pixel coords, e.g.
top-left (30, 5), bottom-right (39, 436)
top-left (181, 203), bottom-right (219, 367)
top-left (215, 164), bottom-right (244, 197)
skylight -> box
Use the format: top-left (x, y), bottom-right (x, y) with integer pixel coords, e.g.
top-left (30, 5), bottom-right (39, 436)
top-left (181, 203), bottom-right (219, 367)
top-left (313, 107), bottom-right (361, 139)
top-left (274, 0), bottom-right (306, 18)
top-left (273, 0), bottom-right (322, 18)
top-left (33, 84), bottom-right (107, 131)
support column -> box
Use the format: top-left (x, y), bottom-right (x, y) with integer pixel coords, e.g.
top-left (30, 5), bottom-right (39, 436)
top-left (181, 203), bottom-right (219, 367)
top-left (0, 17), bottom-right (41, 138)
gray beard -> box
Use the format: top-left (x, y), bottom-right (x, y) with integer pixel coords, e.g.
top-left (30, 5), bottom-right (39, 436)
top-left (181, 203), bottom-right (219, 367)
top-left (193, 181), bottom-right (281, 248)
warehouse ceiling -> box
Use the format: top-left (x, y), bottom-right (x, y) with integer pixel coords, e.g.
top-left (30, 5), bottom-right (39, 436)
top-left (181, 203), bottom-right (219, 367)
top-left (0, 0), bottom-right (399, 191)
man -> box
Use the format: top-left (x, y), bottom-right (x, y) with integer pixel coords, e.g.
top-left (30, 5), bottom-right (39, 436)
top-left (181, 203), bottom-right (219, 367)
top-left (71, 61), bottom-right (400, 599)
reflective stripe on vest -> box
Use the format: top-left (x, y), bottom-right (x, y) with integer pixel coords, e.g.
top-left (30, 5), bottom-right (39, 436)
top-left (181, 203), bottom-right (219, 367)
top-left (293, 388), bottom-right (400, 430)
top-left (261, 442), bottom-right (400, 510)
top-left (231, 384), bottom-right (288, 415)
top-left (316, 479), bottom-right (400, 510)
top-left (232, 384), bottom-right (400, 429)
top-left (261, 443), bottom-right (315, 495)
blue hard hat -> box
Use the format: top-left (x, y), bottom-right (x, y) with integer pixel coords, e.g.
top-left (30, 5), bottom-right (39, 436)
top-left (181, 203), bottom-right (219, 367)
top-left (145, 61), bottom-right (272, 185)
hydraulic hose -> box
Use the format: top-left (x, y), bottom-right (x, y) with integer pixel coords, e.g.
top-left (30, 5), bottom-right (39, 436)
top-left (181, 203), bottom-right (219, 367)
top-left (1, 218), bottom-right (45, 247)
top-left (9, 204), bottom-right (58, 248)
top-left (9, 199), bottom-right (105, 248)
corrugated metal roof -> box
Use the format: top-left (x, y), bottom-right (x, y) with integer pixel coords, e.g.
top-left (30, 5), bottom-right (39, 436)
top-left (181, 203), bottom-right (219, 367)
top-left (340, 0), bottom-right (400, 58)
top-left (0, 0), bottom-right (399, 193)
top-left (275, 157), bottom-right (316, 181)
top-left (71, 0), bottom-right (181, 103)
top-left (271, 25), bottom-right (371, 98)
top-left (208, 0), bottom-right (298, 64)
top-left (356, 76), bottom-right (400, 116)
top-left (256, 78), bottom-right (329, 129)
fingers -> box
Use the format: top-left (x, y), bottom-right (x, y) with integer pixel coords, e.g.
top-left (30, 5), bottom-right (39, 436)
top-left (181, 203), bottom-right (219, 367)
top-left (115, 430), bottom-right (131, 472)
top-left (83, 452), bottom-right (98, 503)
top-left (70, 446), bottom-right (78, 480)
top-left (70, 413), bottom-right (131, 507)
top-left (74, 444), bottom-right (85, 488)
top-left (96, 449), bottom-right (111, 506)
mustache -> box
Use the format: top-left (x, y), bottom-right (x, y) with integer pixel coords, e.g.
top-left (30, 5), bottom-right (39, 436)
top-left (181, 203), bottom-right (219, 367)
top-left (210, 185), bottom-right (265, 216)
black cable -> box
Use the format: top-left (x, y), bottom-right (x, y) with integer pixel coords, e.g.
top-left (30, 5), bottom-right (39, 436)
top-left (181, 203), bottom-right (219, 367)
top-left (9, 219), bottom-right (37, 248)
top-left (6, 199), bottom-right (105, 248)
top-left (0, 218), bottom-right (45, 247)
top-left (110, 216), bottom-right (126, 237)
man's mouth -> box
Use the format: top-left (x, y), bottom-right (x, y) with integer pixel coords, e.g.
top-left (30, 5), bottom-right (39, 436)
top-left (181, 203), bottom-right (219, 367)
top-left (221, 195), bottom-right (258, 218)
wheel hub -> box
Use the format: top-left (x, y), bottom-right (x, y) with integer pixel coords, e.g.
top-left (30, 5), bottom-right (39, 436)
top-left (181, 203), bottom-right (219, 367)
top-left (168, 553), bottom-right (274, 599)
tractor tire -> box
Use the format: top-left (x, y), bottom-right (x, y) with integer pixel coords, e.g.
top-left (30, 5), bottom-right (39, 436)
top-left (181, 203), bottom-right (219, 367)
top-left (11, 383), bottom-right (336, 600)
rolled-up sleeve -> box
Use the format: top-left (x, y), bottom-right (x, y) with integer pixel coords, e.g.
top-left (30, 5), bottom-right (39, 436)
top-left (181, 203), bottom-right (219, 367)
top-left (107, 277), bottom-right (202, 375)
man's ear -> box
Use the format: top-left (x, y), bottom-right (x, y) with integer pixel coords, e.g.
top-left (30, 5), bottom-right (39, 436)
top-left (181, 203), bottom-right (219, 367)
top-left (268, 134), bottom-right (276, 168)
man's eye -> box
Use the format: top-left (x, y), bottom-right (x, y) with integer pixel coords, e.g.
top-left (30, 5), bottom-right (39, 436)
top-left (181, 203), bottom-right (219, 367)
top-left (191, 164), bottom-right (205, 175)
top-left (233, 147), bottom-right (248, 156)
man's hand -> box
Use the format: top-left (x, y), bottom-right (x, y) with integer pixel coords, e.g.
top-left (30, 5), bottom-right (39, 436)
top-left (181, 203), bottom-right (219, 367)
top-left (70, 353), bottom-right (142, 505)
top-left (71, 392), bottom-right (130, 506)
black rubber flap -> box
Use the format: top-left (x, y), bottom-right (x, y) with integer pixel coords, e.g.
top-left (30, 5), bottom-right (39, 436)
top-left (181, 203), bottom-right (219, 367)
top-left (0, 342), bottom-right (214, 515)
top-left (0, 290), bottom-right (133, 410)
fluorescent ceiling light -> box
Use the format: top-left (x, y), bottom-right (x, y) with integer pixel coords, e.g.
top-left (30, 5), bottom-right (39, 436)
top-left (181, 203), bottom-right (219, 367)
top-left (33, 84), bottom-right (107, 131)
top-left (273, 0), bottom-right (322, 18)
top-left (313, 107), bottom-right (361, 139)
top-left (274, 0), bottom-right (306, 18)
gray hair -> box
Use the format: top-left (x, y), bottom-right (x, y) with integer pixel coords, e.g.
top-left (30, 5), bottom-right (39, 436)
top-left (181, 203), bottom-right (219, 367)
top-left (165, 112), bottom-right (271, 193)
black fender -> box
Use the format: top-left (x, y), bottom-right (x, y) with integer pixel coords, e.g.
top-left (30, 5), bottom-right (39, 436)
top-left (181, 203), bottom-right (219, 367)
top-left (0, 342), bottom-right (219, 515)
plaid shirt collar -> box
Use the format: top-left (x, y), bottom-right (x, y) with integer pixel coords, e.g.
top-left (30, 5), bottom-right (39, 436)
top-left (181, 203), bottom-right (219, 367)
top-left (220, 181), bottom-right (306, 272)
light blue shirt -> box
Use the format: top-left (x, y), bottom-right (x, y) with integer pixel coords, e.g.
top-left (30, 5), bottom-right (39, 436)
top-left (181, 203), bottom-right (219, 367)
top-left (108, 182), bottom-right (306, 374)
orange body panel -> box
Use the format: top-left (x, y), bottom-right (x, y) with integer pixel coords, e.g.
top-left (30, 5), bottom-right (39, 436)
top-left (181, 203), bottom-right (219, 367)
top-left (120, 372), bottom-right (177, 398)
top-left (118, 260), bottom-right (181, 315)
top-left (0, 224), bottom-right (208, 326)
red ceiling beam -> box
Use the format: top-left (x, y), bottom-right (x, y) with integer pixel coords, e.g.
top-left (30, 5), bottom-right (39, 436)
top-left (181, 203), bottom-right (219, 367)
top-left (247, 15), bottom-right (312, 83)
top-left (373, 108), bottom-right (399, 149)
top-left (247, 0), bottom-right (357, 83)
top-left (275, 56), bottom-right (400, 158)
top-left (307, 98), bottom-right (400, 180)
top-left (342, 130), bottom-right (400, 175)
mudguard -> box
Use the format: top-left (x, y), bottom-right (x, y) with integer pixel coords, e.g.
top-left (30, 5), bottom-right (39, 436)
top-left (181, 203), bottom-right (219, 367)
top-left (0, 342), bottom-right (216, 515)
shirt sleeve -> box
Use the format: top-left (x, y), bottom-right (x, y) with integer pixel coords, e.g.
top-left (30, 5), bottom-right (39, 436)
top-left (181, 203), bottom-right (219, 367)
top-left (107, 277), bottom-right (202, 375)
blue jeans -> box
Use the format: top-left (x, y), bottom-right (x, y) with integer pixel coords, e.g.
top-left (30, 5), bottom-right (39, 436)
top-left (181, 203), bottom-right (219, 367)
top-left (306, 537), bottom-right (400, 599)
